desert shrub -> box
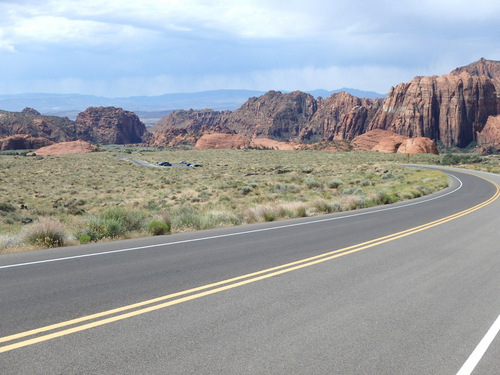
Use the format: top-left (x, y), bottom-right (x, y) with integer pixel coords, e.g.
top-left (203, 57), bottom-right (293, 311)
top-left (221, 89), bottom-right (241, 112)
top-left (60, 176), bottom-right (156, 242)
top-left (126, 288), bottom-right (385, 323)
top-left (0, 202), bottom-right (16, 213)
top-left (378, 191), bottom-right (398, 204)
top-left (239, 186), bottom-right (253, 195)
top-left (78, 234), bottom-right (91, 244)
top-left (262, 208), bottom-right (277, 222)
top-left (312, 199), bottom-right (337, 213)
top-left (295, 205), bottom-right (307, 217)
top-left (0, 233), bottom-right (21, 250)
top-left (172, 205), bottom-right (202, 230)
top-left (352, 187), bottom-right (363, 195)
top-left (79, 216), bottom-right (125, 241)
top-left (342, 196), bottom-right (364, 210)
top-left (272, 183), bottom-right (300, 194)
top-left (99, 207), bottom-right (147, 232)
top-left (21, 218), bottom-right (67, 248)
top-left (250, 205), bottom-right (278, 222)
top-left (305, 177), bottom-right (322, 189)
top-left (200, 211), bottom-right (240, 229)
top-left (158, 210), bottom-right (172, 230)
top-left (327, 179), bottom-right (344, 189)
top-left (148, 220), bottom-right (170, 235)
top-left (440, 153), bottom-right (482, 165)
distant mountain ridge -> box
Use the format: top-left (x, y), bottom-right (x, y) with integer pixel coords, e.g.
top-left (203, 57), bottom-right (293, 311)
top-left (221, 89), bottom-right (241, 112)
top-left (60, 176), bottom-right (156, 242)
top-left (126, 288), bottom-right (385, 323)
top-left (0, 89), bottom-right (386, 120)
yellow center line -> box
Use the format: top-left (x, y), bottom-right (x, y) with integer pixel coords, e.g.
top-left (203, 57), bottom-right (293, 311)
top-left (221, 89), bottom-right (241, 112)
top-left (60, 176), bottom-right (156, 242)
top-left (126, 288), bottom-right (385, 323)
top-left (1, 175), bottom-right (499, 353)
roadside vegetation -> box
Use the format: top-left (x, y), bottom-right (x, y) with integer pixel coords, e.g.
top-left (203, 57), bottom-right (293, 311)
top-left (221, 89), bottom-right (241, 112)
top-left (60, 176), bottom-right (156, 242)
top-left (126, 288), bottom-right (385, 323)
top-left (0, 147), bottom-right (456, 253)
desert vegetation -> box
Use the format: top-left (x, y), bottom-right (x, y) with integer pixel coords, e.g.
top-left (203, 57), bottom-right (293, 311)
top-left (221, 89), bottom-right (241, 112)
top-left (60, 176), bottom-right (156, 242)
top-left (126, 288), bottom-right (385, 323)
top-left (0, 147), bottom-right (453, 253)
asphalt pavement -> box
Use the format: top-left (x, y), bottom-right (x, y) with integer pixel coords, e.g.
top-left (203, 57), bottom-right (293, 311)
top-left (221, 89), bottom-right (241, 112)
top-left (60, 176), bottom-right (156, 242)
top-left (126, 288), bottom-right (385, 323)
top-left (1, 167), bottom-right (499, 374)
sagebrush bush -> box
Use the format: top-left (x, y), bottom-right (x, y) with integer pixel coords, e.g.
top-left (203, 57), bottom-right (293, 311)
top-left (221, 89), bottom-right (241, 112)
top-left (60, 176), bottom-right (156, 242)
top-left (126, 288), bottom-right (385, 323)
top-left (200, 211), bottom-right (240, 229)
top-left (21, 218), bottom-right (67, 248)
top-left (172, 205), bottom-right (202, 230)
top-left (0, 202), bottom-right (16, 213)
top-left (78, 215), bottom-right (129, 241)
top-left (305, 177), bottom-right (322, 189)
top-left (99, 207), bottom-right (147, 232)
top-left (327, 179), bottom-right (344, 189)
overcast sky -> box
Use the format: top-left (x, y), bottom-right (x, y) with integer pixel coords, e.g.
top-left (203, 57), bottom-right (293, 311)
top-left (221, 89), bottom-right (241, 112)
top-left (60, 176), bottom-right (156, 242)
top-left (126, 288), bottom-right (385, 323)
top-left (0, 0), bottom-right (499, 97)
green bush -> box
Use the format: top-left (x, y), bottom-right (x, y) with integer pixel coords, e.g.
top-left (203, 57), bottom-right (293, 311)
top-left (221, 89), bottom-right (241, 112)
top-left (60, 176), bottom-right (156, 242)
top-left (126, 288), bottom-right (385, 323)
top-left (148, 220), bottom-right (170, 235)
top-left (78, 234), bottom-right (91, 244)
top-left (99, 207), bottom-right (147, 232)
top-left (81, 216), bottom-right (125, 241)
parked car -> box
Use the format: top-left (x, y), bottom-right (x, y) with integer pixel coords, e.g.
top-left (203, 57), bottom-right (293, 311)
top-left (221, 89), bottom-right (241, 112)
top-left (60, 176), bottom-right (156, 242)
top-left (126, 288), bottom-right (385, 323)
top-left (157, 161), bottom-right (172, 166)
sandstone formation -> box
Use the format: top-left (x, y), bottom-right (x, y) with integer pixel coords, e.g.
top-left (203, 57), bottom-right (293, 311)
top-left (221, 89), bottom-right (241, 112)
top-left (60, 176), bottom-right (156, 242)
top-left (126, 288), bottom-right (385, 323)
top-left (369, 58), bottom-right (500, 147)
top-left (306, 92), bottom-right (381, 142)
top-left (193, 133), bottom-right (252, 150)
top-left (30, 140), bottom-right (99, 156)
top-left (147, 91), bottom-right (378, 147)
top-left (75, 107), bottom-right (147, 144)
top-left (477, 115), bottom-right (500, 151)
top-left (193, 134), bottom-right (301, 150)
top-left (0, 107), bottom-right (149, 147)
top-left (397, 138), bottom-right (439, 155)
top-left (0, 134), bottom-right (54, 150)
top-left (251, 138), bottom-right (300, 150)
top-left (352, 129), bottom-right (438, 154)
top-left (151, 109), bottom-right (231, 133)
top-left (0, 109), bottom-right (76, 142)
top-left (149, 58), bottom-right (500, 151)
top-left (21, 107), bottom-right (41, 116)
top-left (2, 59), bottom-right (498, 153)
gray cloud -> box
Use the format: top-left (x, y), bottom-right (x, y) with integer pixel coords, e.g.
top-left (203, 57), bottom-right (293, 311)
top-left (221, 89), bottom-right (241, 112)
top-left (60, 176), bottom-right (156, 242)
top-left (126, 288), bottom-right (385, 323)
top-left (0, 0), bottom-right (498, 96)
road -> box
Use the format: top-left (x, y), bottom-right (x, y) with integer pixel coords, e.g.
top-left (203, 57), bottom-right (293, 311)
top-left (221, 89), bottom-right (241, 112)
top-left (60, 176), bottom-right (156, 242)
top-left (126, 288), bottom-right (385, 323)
top-left (1, 167), bottom-right (499, 374)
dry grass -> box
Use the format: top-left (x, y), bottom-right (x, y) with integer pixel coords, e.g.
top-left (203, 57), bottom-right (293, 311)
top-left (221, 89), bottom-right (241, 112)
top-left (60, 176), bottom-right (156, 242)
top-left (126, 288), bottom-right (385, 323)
top-left (0, 147), bottom-right (450, 252)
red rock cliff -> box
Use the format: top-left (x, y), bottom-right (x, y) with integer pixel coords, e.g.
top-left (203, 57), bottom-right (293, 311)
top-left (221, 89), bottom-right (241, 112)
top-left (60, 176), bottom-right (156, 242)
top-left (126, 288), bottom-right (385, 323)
top-left (368, 59), bottom-right (500, 147)
top-left (76, 106), bottom-right (148, 144)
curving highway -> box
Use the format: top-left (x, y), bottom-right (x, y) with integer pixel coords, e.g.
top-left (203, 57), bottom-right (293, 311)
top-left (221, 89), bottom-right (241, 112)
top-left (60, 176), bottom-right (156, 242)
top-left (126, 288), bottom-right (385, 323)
top-left (1, 166), bottom-right (499, 374)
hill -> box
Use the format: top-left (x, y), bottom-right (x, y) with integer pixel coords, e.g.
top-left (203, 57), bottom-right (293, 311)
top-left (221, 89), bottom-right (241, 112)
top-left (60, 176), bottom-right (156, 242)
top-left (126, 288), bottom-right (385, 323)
top-left (148, 58), bottom-right (500, 150)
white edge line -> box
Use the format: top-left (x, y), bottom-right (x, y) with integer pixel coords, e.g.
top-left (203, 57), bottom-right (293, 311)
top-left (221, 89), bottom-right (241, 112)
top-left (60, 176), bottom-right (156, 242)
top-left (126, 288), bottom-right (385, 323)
top-left (456, 313), bottom-right (500, 375)
top-left (0, 174), bottom-right (463, 270)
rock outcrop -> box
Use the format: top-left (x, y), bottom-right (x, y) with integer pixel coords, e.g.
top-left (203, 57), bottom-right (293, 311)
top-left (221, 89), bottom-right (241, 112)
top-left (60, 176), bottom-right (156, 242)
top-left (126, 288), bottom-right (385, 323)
top-left (0, 110), bottom-right (76, 142)
top-left (477, 115), bottom-right (500, 151)
top-left (151, 109), bottom-right (231, 133)
top-left (193, 133), bottom-right (252, 150)
top-left (30, 140), bottom-right (99, 156)
top-left (368, 58), bottom-right (500, 147)
top-left (193, 134), bottom-right (300, 150)
top-left (148, 91), bottom-right (376, 146)
top-left (75, 107), bottom-right (147, 144)
top-left (306, 92), bottom-right (381, 142)
top-left (149, 58), bottom-right (500, 150)
top-left (0, 107), bottom-right (149, 146)
top-left (352, 129), bottom-right (438, 154)
top-left (0, 134), bottom-right (54, 150)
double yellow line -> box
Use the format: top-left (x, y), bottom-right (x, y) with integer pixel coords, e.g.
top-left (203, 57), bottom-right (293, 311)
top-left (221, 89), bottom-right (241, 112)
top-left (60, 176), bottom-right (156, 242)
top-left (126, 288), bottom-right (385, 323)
top-left (1, 176), bottom-right (499, 354)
